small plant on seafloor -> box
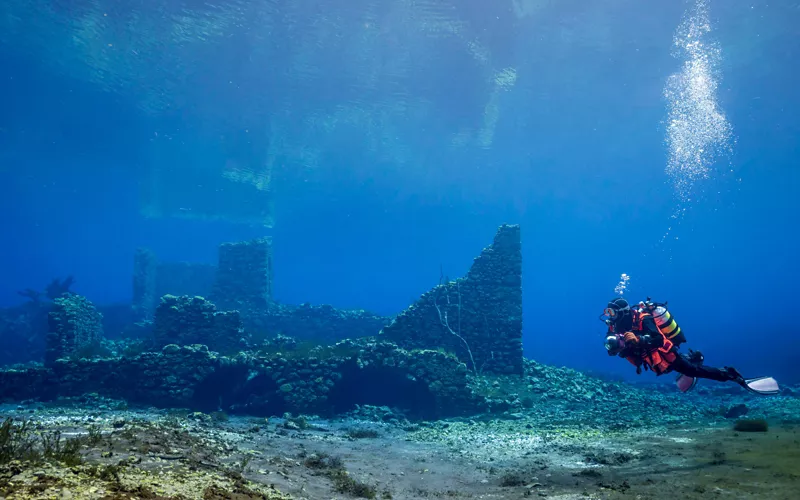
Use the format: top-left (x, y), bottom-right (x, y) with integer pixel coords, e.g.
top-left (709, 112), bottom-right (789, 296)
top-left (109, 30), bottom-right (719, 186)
top-left (1, 418), bottom-right (84, 466)
top-left (301, 451), bottom-right (377, 498)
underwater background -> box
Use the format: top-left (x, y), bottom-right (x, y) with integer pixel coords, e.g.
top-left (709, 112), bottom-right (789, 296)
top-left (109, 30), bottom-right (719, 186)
top-left (0, 0), bottom-right (798, 388)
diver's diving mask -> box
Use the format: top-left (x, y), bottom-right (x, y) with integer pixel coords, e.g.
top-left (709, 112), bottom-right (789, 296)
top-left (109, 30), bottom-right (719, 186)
top-left (599, 302), bottom-right (630, 327)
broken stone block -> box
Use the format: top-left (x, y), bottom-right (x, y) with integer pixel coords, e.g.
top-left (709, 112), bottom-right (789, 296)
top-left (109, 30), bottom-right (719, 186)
top-left (152, 295), bottom-right (246, 354)
top-left (46, 294), bottom-right (104, 365)
top-left (211, 237), bottom-right (273, 311)
top-left (381, 224), bottom-right (523, 375)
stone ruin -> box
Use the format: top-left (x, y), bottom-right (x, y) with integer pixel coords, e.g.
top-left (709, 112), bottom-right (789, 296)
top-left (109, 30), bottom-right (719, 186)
top-left (0, 224), bottom-right (526, 419)
top-left (152, 295), bottom-right (246, 354)
top-left (211, 237), bottom-right (273, 311)
top-left (381, 224), bottom-right (523, 375)
top-left (131, 237), bottom-right (390, 344)
top-left (132, 248), bottom-right (217, 322)
top-left (45, 294), bottom-right (104, 366)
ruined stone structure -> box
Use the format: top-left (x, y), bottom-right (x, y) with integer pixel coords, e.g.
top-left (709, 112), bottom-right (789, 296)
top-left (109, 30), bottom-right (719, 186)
top-left (381, 224), bottom-right (523, 375)
top-left (247, 302), bottom-right (391, 343)
top-left (45, 294), bottom-right (104, 365)
top-left (152, 295), bottom-right (246, 354)
top-left (211, 237), bottom-right (273, 311)
top-left (132, 248), bottom-right (217, 321)
top-left (0, 341), bottom-right (483, 420)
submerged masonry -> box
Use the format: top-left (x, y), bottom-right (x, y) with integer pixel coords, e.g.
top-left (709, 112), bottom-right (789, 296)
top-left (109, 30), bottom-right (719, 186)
top-left (0, 224), bottom-right (524, 417)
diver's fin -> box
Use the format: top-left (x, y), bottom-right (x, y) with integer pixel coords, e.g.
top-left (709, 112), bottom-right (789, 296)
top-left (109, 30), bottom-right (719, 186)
top-left (676, 374), bottom-right (697, 393)
top-left (741, 376), bottom-right (780, 395)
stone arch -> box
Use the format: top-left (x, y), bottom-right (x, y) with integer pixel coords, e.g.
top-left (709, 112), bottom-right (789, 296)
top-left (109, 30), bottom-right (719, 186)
top-left (326, 360), bottom-right (439, 420)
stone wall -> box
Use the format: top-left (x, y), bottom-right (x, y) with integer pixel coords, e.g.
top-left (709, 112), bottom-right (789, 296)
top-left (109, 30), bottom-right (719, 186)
top-left (0, 341), bottom-right (484, 420)
top-left (132, 248), bottom-right (217, 321)
top-left (211, 237), bottom-right (273, 311)
top-left (381, 224), bottom-right (523, 375)
top-left (246, 303), bottom-right (391, 343)
top-left (45, 294), bottom-right (104, 366)
top-left (156, 262), bottom-right (217, 302)
top-left (152, 295), bottom-right (246, 354)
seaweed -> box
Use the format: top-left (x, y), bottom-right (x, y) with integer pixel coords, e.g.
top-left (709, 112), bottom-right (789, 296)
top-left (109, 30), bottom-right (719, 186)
top-left (346, 428), bottom-right (380, 439)
top-left (0, 418), bottom-right (83, 466)
top-left (41, 429), bottom-right (83, 466)
top-left (45, 276), bottom-right (76, 300)
top-left (0, 418), bottom-right (38, 464)
top-left (330, 469), bottom-right (378, 499)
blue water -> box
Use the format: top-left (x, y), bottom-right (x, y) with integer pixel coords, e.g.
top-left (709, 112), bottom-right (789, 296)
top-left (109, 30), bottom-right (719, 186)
top-left (1, 0), bottom-right (798, 383)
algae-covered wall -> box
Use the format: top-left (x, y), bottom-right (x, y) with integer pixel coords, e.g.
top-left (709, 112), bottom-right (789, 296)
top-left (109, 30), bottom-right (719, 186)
top-left (132, 248), bottom-right (217, 321)
top-left (45, 294), bottom-right (104, 366)
top-left (211, 237), bottom-right (273, 311)
top-left (152, 295), bottom-right (246, 354)
top-left (381, 224), bottom-right (523, 375)
top-left (0, 341), bottom-right (483, 420)
top-left (247, 303), bottom-right (391, 343)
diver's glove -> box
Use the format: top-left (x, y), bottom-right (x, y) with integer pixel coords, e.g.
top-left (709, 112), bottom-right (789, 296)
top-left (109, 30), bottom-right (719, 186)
top-left (624, 332), bottom-right (639, 344)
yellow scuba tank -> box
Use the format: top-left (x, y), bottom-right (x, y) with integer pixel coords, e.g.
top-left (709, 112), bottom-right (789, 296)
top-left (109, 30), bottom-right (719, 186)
top-left (638, 297), bottom-right (685, 345)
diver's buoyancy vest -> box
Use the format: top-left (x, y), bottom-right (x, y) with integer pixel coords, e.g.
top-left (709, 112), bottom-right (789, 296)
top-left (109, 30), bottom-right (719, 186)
top-left (633, 310), bottom-right (677, 374)
top-left (638, 300), bottom-right (684, 345)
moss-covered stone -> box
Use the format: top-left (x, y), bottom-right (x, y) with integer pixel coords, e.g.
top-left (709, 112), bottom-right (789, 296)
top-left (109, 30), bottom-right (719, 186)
top-left (132, 248), bottom-right (217, 321)
top-left (381, 224), bottom-right (523, 375)
top-left (152, 295), bottom-right (246, 354)
top-left (212, 237), bottom-right (273, 310)
top-left (45, 294), bottom-right (104, 366)
top-left (248, 302), bottom-right (391, 343)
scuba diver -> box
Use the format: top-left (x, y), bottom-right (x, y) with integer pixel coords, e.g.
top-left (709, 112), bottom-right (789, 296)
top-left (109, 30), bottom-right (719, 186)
top-left (601, 297), bottom-right (779, 394)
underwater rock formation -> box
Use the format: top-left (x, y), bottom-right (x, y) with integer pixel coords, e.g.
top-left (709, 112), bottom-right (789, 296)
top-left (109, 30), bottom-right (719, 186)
top-left (131, 248), bottom-right (217, 321)
top-left (211, 237), bottom-right (273, 311)
top-left (45, 293), bottom-right (104, 365)
top-left (381, 224), bottom-right (523, 375)
top-left (152, 295), bottom-right (246, 354)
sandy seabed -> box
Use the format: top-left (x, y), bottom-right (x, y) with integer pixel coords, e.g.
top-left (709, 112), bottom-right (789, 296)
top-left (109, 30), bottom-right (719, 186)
top-left (1, 402), bottom-right (798, 500)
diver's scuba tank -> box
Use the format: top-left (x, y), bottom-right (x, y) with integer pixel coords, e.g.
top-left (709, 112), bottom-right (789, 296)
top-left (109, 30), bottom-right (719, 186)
top-left (638, 297), bottom-right (686, 346)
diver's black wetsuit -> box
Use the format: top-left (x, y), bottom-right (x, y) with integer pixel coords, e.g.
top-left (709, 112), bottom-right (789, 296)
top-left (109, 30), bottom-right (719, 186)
top-left (667, 353), bottom-right (739, 382)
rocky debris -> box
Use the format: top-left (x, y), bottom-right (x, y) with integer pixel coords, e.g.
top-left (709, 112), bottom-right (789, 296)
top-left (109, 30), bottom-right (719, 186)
top-left (152, 295), bottom-right (247, 354)
top-left (0, 410), bottom-right (292, 500)
top-left (45, 294), bottom-right (104, 366)
top-left (381, 224), bottom-right (523, 375)
top-left (212, 237), bottom-right (273, 311)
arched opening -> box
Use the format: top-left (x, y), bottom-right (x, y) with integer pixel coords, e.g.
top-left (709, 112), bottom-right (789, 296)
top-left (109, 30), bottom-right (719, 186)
top-left (191, 364), bottom-right (284, 416)
top-left (326, 361), bottom-right (438, 420)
